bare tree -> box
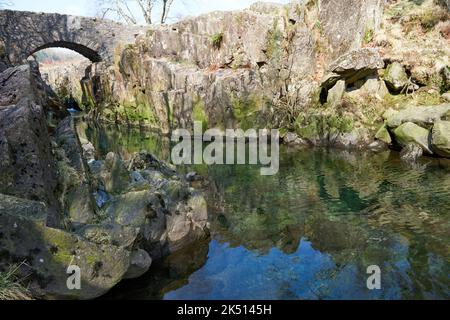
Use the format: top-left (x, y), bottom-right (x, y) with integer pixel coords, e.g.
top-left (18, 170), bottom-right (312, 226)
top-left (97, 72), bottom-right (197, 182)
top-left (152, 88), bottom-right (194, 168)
top-left (160, 0), bottom-right (174, 24)
top-left (96, 0), bottom-right (175, 25)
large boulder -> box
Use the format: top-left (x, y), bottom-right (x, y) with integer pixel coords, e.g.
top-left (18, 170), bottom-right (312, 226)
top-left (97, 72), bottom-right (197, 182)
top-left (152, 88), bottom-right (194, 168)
top-left (0, 66), bottom-right (63, 227)
top-left (432, 121), bottom-right (450, 157)
top-left (104, 185), bottom-right (209, 259)
top-left (393, 122), bottom-right (432, 154)
top-left (386, 104), bottom-right (450, 128)
top-left (0, 211), bottom-right (131, 300)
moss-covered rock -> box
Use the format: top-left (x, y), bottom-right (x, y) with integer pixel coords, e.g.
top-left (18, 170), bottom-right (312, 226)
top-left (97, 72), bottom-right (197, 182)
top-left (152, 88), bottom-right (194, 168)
top-left (0, 212), bottom-right (131, 300)
top-left (386, 104), bottom-right (450, 128)
top-left (432, 120), bottom-right (450, 157)
top-left (393, 122), bottom-right (432, 154)
top-left (375, 124), bottom-right (392, 144)
top-left (192, 99), bottom-right (208, 130)
top-left (384, 62), bottom-right (409, 92)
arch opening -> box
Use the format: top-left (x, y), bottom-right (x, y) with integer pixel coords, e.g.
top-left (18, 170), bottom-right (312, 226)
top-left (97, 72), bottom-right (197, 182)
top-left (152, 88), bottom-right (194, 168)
top-left (31, 47), bottom-right (93, 112)
top-left (29, 41), bottom-right (101, 63)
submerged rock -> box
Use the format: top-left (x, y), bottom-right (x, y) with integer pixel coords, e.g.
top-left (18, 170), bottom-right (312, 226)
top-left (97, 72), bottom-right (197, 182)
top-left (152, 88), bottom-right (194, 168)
top-left (400, 143), bottom-right (424, 163)
top-left (99, 152), bottom-right (130, 195)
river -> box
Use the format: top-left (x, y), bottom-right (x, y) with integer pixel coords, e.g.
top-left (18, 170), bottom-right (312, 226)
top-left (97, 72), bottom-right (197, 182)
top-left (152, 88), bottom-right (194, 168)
top-left (76, 120), bottom-right (450, 300)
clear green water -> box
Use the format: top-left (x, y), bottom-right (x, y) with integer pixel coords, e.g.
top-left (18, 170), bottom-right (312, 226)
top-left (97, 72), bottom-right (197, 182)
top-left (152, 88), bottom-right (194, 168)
top-left (78, 121), bottom-right (450, 300)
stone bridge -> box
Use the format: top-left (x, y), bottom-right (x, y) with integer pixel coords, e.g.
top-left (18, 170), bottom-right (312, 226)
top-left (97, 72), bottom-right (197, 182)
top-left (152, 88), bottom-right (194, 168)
top-left (0, 10), bottom-right (145, 70)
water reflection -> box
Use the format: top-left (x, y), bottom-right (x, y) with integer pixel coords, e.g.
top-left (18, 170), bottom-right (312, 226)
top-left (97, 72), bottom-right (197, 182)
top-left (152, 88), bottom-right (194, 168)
top-left (80, 122), bottom-right (450, 300)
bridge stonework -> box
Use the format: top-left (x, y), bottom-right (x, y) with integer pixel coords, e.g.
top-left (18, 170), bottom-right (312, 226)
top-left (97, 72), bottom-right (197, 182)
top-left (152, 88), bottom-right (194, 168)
top-left (0, 10), bottom-right (144, 70)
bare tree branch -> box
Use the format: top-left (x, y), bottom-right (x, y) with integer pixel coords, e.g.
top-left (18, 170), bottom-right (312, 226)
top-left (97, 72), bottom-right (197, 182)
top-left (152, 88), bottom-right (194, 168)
top-left (161, 0), bottom-right (174, 24)
top-left (95, 0), bottom-right (176, 25)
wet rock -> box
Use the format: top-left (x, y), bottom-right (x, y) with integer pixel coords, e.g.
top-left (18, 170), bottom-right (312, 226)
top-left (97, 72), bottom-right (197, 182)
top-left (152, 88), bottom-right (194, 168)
top-left (334, 128), bottom-right (372, 150)
top-left (104, 180), bottom-right (209, 259)
top-left (283, 132), bottom-right (308, 146)
top-left (386, 104), bottom-right (450, 128)
top-left (0, 212), bottom-right (131, 300)
top-left (128, 151), bottom-right (177, 177)
top-left (384, 62), bottom-right (409, 92)
top-left (394, 122), bottom-right (432, 154)
top-left (55, 117), bottom-right (97, 225)
top-left (400, 143), bottom-right (423, 162)
top-left (165, 192), bottom-right (209, 253)
top-left (432, 120), bottom-right (450, 157)
top-left (100, 152), bottom-right (130, 195)
top-left (79, 138), bottom-right (96, 163)
top-left (124, 249), bottom-right (152, 280)
top-left (368, 141), bottom-right (388, 152)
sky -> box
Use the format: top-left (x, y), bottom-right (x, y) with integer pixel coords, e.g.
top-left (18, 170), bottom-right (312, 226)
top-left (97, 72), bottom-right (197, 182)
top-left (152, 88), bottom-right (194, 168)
top-left (6, 0), bottom-right (292, 23)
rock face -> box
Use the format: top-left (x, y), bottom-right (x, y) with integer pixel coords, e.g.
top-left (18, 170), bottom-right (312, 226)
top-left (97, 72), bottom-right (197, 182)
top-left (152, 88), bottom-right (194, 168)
top-left (0, 63), bottom-right (210, 299)
top-left (80, 0), bottom-right (385, 138)
top-left (0, 64), bottom-right (65, 227)
top-left (39, 58), bottom-right (92, 108)
top-left (322, 48), bottom-right (385, 90)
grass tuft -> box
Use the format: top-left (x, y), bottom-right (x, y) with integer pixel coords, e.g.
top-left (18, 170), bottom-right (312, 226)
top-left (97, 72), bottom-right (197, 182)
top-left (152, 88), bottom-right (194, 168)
top-left (0, 262), bottom-right (33, 300)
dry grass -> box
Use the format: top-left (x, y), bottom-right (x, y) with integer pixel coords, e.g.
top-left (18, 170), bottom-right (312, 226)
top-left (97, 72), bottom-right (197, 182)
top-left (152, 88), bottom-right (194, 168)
top-left (0, 262), bottom-right (33, 300)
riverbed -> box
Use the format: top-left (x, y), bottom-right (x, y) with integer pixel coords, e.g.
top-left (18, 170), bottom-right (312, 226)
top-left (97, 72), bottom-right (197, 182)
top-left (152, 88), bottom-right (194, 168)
top-left (77, 121), bottom-right (450, 300)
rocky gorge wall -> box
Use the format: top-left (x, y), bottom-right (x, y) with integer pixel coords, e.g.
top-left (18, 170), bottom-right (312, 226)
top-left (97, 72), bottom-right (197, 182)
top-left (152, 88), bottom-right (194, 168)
top-left (81, 0), bottom-right (384, 134)
top-left (76, 0), bottom-right (450, 161)
top-left (0, 62), bottom-right (209, 299)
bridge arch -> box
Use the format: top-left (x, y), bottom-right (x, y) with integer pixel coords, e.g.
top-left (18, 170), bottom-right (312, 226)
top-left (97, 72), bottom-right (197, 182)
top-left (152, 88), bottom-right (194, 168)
top-left (29, 41), bottom-right (102, 63)
top-left (0, 9), bottom-right (143, 69)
